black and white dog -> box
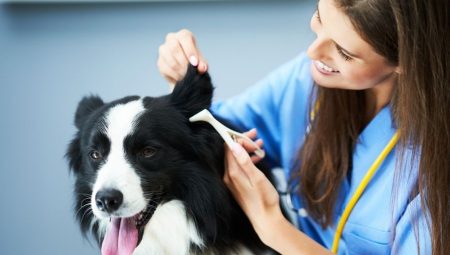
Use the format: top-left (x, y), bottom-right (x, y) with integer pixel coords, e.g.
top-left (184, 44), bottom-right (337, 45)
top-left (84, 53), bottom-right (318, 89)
top-left (66, 65), bottom-right (271, 255)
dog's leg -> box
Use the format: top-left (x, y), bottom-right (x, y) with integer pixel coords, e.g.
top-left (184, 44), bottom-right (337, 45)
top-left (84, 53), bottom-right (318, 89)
top-left (133, 200), bottom-right (204, 255)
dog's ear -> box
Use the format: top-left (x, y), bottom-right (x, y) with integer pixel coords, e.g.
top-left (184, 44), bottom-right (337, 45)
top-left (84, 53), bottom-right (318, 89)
top-left (170, 64), bottom-right (214, 118)
top-left (74, 95), bottom-right (104, 129)
top-left (67, 95), bottom-right (103, 174)
top-left (66, 136), bottom-right (82, 174)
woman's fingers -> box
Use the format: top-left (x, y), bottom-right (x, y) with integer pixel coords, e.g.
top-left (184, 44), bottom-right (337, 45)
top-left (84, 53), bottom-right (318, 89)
top-left (175, 30), bottom-right (208, 73)
top-left (243, 128), bottom-right (257, 139)
top-left (228, 128), bottom-right (264, 163)
top-left (240, 137), bottom-right (262, 151)
top-left (158, 42), bottom-right (186, 83)
top-left (164, 33), bottom-right (189, 68)
top-left (224, 128), bottom-right (265, 186)
top-left (157, 29), bottom-right (208, 86)
top-left (224, 145), bottom-right (252, 188)
top-left (251, 155), bottom-right (263, 164)
top-left (230, 142), bottom-right (266, 185)
top-left (239, 136), bottom-right (264, 162)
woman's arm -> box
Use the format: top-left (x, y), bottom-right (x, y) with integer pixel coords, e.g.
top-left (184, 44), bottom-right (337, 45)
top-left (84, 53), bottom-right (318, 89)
top-left (224, 135), bottom-right (333, 255)
top-left (264, 214), bottom-right (333, 255)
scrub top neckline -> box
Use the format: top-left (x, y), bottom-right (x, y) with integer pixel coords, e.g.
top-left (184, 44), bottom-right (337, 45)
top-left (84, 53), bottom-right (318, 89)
top-left (359, 104), bottom-right (396, 141)
top-left (339, 104), bottom-right (397, 212)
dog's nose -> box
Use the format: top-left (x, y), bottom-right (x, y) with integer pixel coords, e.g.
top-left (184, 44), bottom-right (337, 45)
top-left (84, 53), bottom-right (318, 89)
top-left (95, 189), bottom-right (123, 213)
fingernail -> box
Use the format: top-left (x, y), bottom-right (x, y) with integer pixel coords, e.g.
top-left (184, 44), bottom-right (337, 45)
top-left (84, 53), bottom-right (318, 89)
top-left (231, 142), bottom-right (245, 156)
top-left (189, 55), bottom-right (198, 66)
top-left (202, 63), bottom-right (208, 72)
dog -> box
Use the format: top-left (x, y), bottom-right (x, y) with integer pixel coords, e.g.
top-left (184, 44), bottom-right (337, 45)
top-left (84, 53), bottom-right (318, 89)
top-left (66, 65), bottom-right (272, 255)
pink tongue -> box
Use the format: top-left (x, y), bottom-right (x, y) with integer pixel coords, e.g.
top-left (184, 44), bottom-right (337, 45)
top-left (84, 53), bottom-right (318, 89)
top-left (102, 217), bottom-right (139, 255)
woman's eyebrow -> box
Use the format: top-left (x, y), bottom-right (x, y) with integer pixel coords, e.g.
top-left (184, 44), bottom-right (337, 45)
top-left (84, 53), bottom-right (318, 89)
top-left (335, 42), bottom-right (361, 59)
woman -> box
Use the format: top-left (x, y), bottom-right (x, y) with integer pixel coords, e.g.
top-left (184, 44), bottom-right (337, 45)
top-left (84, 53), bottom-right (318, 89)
top-left (157, 0), bottom-right (449, 254)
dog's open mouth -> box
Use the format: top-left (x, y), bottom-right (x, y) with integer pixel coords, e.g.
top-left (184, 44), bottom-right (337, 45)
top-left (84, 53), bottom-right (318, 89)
top-left (101, 200), bottom-right (160, 255)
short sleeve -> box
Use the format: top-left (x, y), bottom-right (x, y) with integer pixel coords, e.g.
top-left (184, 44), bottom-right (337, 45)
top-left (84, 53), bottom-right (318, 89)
top-left (211, 52), bottom-right (313, 169)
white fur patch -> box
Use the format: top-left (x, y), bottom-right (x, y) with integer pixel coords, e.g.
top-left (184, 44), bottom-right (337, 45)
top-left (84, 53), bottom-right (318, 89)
top-left (133, 200), bottom-right (204, 255)
top-left (92, 99), bottom-right (148, 219)
top-left (95, 218), bottom-right (110, 241)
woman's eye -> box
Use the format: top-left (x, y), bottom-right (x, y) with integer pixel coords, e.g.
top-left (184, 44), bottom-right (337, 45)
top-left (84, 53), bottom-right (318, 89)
top-left (89, 150), bottom-right (102, 160)
top-left (139, 147), bottom-right (156, 158)
top-left (335, 45), bottom-right (353, 61)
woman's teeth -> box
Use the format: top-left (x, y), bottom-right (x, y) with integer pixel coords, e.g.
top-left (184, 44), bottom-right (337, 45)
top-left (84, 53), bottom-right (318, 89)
top-left (316, 61), bottom-right (339, 73)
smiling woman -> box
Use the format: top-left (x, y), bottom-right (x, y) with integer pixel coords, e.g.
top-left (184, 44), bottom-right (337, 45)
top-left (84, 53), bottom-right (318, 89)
top-left (308, 0), bottom-right (398, 98)
top-left (301, 0), bottom-right (400, 226)
top-left (156, 0), bottom-right (449, 254)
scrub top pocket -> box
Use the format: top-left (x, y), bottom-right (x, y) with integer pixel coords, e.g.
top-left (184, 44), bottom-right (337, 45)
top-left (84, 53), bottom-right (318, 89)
top-left (343, 222), bottom-right (392, 255)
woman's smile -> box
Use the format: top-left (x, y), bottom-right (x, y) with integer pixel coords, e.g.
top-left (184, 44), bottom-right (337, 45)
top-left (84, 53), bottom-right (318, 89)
top-left (313, 60), bottom-right (340, 75)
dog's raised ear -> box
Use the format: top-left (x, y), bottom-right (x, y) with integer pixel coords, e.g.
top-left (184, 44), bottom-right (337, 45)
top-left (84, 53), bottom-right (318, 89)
top-left (170, 64), bottom-right (214, 118)
top-left (74, 95), bottom-right (104, 129)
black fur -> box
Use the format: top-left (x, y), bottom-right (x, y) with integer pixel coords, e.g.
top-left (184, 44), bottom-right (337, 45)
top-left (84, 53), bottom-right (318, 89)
top-left (66, 65), bottom-right (271, 253)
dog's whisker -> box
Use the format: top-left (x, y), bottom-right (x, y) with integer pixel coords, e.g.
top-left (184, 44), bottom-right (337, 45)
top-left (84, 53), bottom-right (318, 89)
top-left (76, 203), bottom-right (92, 218)
top-left (80, 208), bottom-right (93, 224)
top-left (80, 197), bottom-right (92, 205)
top-left (77, 201), bottom-right (92, 210)
top-left (78, 196), bottom-right (93, 202)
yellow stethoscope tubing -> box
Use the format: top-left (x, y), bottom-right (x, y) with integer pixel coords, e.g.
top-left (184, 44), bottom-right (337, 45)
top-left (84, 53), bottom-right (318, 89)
top-left (331, 131), bottom-right (399, 253)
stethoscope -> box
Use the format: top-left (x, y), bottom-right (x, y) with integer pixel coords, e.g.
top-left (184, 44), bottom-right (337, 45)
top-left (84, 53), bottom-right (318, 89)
top-left (283, 131), bottom-right (399, 253)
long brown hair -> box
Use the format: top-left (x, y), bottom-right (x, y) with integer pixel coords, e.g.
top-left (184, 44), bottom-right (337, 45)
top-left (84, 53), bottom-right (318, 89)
top-left (391, 1), bottom-right (449, 254)
top-left (291, 0), bottom-right (449, 254)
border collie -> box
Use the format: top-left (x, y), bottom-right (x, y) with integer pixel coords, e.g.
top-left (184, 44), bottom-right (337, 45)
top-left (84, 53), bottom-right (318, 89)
top-left (66, 65), bottom-right (271, 255)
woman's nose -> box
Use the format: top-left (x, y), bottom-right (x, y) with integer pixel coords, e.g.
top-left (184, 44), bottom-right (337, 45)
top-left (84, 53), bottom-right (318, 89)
top-left (308, 13), bottom-right (329, 60)
top-left (307, 16), bottom-right (329, 59)
top-left (307, 36), bottom-right (329, 60)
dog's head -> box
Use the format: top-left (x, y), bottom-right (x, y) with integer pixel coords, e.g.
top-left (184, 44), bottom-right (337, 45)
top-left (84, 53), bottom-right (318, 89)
top-left (66, 65), bottom-right (229, 244)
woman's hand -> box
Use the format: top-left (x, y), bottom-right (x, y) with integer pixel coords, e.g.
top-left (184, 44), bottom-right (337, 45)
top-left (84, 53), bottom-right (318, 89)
top-left (157, 29), bottom-right (208, 89)
top-left (223, 129), bottom-right (283, 245)
top-left (224, 129), bottom-right (333, 255)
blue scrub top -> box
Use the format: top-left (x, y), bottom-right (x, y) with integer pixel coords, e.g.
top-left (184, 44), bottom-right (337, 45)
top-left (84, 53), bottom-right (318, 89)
top-left (211, 52), bottom-right (431, 254)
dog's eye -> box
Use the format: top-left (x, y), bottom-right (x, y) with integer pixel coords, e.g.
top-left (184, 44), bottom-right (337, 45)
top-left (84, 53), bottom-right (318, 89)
top-left (139, 147), bottom-right (156, 158)
top-left (89, 150), bottom-right (103, 160)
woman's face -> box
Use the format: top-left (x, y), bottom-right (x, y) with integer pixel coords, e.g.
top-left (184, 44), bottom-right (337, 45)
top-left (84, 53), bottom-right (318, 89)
top-left (307, 0), bottom-right (398, 90)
